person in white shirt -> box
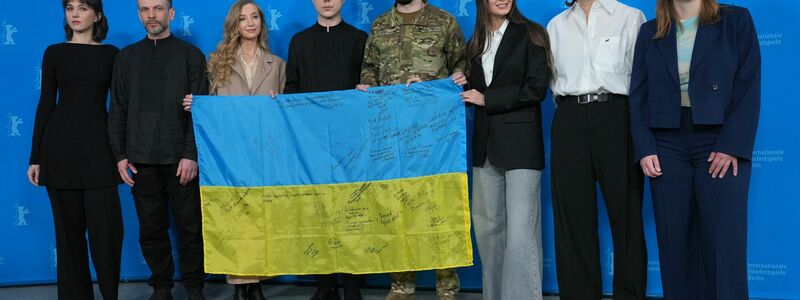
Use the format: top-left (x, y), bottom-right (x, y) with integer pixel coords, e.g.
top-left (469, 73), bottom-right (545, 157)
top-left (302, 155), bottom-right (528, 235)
top-left (546, 0), bottom-right (648, 299)
top-left (461, 0), bottom-right (551, 299)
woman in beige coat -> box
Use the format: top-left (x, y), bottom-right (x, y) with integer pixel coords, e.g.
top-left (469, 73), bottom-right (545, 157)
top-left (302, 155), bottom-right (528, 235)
top-left (183, 1), bottom-right (285, 299)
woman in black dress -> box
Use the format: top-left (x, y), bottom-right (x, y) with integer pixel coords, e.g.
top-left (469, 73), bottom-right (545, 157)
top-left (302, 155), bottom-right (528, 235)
top-left (26, 0), bottom-right (123, 299)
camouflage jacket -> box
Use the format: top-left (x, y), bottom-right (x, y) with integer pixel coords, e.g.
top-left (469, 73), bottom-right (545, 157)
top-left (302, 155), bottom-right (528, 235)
top-left (360, 3), bottom-right (466, 86)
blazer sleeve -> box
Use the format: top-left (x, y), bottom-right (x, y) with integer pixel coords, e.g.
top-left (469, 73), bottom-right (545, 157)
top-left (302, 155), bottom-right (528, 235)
top-left (30, 46), bottom-right (58, 165)
top-left (712, 8), bottom-right (761, 160)
top-left (484, 43), bottom-right (549, 115)
top-left (182, 48), bottom-right (209, 161)
top-left (108, 51), bottom-right (129, 163)
top-left (628, 24), bottom-right (659, 162)
top-left (284, 35), bottom-right (300, 94)
top-left (278, 58), bottom-right (287, 94)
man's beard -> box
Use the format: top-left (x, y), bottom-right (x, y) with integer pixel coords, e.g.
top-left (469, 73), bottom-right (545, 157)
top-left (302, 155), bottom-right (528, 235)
top-left (145, 20), bottom-right (167, 36)
top-left (395, 0), bottom-right (414, 5)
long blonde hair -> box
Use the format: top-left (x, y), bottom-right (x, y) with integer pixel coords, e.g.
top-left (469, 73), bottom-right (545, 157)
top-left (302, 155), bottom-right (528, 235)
top-left (207, 0), bottom-right (270, 94)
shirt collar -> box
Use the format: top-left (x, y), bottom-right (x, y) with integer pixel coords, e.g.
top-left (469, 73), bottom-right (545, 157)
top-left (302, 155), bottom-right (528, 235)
top-left (569, 0), bottom-right (618, 16)
top-left (390, 1), bottom-right (428, 26)
top-left (494, 19), bottom-right (510, 36)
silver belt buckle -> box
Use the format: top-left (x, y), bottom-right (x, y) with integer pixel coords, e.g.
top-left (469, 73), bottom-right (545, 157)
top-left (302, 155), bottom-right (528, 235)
top-left (577, 94), bottom-right (595, 104)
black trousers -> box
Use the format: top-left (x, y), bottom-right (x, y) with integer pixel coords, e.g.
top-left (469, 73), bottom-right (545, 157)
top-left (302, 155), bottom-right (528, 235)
top-left (550, 95), bottom-right (647, 300)
top-left (316, 273), bottom-right (365, 291)
top-left (132, 164), bottom-right (204, 290)
top-left (47, 187), bottom-right (123, 300)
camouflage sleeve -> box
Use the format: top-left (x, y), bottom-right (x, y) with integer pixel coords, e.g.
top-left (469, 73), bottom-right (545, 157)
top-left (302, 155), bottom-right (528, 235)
top-left (360, 28), bottom-right (380, 86)
top-left (444, 17), bottom-right (467, 75)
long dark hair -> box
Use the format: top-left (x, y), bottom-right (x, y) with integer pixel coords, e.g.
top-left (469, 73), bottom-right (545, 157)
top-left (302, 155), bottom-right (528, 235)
top-left (466, 0), bottom-right (552, 79)
top-left (62, 0), bottom-right (109, 42)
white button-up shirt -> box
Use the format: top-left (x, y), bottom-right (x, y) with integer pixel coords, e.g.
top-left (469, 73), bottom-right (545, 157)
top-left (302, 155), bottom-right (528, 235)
top-left (547, 0), bottom-right (645, 96)
top-left (481, 19), bottom-right (509, 86)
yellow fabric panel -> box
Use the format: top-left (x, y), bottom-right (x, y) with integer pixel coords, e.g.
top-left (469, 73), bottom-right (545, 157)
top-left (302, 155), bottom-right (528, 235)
top-left (201, 172), bottom-right (473, 276)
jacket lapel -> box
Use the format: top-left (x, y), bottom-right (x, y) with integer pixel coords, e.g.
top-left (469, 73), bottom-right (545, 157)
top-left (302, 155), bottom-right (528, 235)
top-left (250, 53), bottom-right (274, 95)
top-left (471, 57), bottom-right (487, 90)
top-left (490, 23), bottom-right (521, 87)
top-left (690, 21), bottom-right (721, 73)
top-left (655, 26), bottom-right (680, 86)
top-left (231, 57), bottom-right (248, 92)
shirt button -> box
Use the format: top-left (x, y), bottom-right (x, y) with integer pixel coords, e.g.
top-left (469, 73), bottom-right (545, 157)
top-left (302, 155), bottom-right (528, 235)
top-left (712, 84), bottom-right (720, 91)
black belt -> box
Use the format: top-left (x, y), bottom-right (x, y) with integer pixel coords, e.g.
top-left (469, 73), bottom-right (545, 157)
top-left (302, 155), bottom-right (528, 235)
top-left (559, 93), bottom-right (625, 104)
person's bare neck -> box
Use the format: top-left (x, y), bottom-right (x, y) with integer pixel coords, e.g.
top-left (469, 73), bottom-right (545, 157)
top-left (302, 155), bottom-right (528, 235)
top-left (147, 30), bottom-right (171, 40)
top-left (577, 0), bottom-right (595, 17)
top-left (491, 16), bottom-right (506, 32)
top-left (318, 15), bottom-right (342, 27)
top-left (69, 30), bottom-right (99, 45)
top-left (397, 0), bottom-right (425, 14)
top-left (240, 38), bottom-right (259, 58)
top-left (673, 0), bottom-right (701, 20)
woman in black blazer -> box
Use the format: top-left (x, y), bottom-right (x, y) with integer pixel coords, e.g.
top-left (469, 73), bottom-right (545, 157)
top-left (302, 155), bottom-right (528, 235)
top-left (461, 0), bottom-right (550, 298)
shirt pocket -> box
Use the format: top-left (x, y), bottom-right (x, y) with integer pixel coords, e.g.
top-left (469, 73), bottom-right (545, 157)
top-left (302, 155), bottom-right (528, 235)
top-left (373, 27), bottom-right (400, 53)
top-left (412, 26), bottom-right (445, 77)
top-left (595, 36), bottom-right (625, 72)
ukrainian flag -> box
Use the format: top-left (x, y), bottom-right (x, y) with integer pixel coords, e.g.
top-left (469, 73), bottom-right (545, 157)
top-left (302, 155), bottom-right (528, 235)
top-left (192, 79), bottom-right (472, 276)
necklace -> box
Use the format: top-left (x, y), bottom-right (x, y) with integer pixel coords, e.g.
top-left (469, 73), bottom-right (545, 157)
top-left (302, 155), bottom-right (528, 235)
top-left (240, 48), bottom-right (261, 66)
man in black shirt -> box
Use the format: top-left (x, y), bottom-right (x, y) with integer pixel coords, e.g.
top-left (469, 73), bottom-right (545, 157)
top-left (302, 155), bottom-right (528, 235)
top-left (284, 1), bottom-right (367, 299)
top-left (108, 0), bottom-right (208, 299)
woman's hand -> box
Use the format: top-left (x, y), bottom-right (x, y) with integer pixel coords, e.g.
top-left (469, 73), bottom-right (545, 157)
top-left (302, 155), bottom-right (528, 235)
top-left (708, 152), bottom-right (738, 179)
top-left (460, 89), bottom-right (485, 106)
top-left (182, 94), bottom-right (193, 112)
top-left (27, 164), bottom-right (40, 186)
top-left (640, 155), bottom-right (663, 178)
top-left (451, 72), bottom-right (467, 86)
top-left (406, 75), bottom-right (422, 87)
top-left (356, 84), bottom-right (371, 92)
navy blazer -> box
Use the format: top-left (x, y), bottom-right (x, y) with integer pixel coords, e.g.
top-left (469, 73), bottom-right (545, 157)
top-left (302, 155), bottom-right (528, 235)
top-left (629, 5), bottom-right (761, 161)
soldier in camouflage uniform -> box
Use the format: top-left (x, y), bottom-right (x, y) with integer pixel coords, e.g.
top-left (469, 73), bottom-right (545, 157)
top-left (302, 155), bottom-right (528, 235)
top-left (357, 1), bottom-right (466, 300)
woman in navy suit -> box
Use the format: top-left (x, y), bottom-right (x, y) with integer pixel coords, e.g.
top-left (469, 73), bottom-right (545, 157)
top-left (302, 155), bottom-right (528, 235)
top-left (629, 0), bottom-right (760, 299)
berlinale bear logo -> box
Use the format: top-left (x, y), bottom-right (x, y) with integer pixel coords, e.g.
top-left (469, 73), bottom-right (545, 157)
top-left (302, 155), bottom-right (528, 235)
top-left (358, 1), bottom-right (374, 25)
top-left (2, 22), bottom-right (17, 45)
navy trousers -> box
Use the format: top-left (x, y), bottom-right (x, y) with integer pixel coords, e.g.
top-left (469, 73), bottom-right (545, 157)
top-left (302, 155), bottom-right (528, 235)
top-left (650, 108), bottom-right (750, 300)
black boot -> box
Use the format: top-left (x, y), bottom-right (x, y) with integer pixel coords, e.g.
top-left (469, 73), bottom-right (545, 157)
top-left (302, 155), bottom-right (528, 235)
top-left (149, 289), bottom-right (173, 300)
top-left (342, 274), bottom-right (365, 300)
top-left (247, 282), bottom-right (266, 300)
top-left (343, 287), bottom-right (362, 300)
top-left (310, 287), bottom-right (340, 300)
top-left (233, 284), bottom-right (248, 300)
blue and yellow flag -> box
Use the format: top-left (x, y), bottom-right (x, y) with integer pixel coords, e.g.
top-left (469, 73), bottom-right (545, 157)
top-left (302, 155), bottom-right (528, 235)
top-left (192, 79), bottom-right (472, 276)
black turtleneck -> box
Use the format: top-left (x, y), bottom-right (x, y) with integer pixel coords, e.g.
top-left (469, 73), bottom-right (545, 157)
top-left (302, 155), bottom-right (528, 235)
top-left (284, 21), bottom-right (368, 94)
top-left (109, 34), bottom-right (209, 164)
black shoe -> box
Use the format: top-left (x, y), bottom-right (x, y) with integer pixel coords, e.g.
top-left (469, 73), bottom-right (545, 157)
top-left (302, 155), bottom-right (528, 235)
top-left (187, 288), bottom-right (206, 300)
top-left (234, 284), bottom-right (248, 300)
top-left (310, 287), bottom-right (340, 300)
top-left (343, 287), bottom-right (362, 300)
top-left (247, 282), bottom-right (266, 300)
top-left (149, 289), bottom-right (173, 300)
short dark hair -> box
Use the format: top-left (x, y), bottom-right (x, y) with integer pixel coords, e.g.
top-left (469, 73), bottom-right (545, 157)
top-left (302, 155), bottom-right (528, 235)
top-left (62, 0), bottom-right (109, 42)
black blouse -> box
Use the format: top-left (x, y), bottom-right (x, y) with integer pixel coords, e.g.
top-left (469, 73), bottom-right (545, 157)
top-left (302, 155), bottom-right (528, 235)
top-left (30, 43), bottom-right (122, 189)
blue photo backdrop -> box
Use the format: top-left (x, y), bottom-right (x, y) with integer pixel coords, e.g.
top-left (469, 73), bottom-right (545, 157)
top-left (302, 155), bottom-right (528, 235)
top-left (0, 0), bottom-right (797, 298)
